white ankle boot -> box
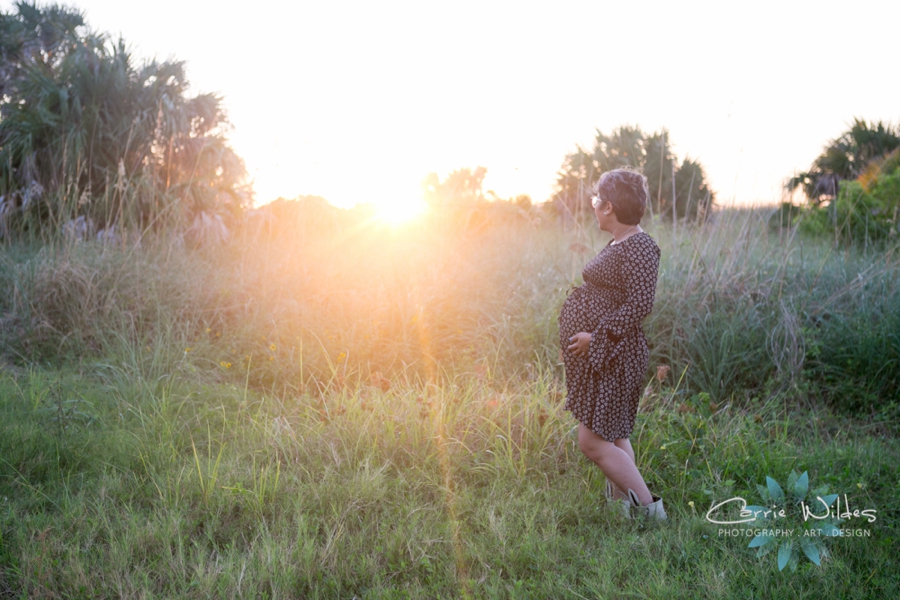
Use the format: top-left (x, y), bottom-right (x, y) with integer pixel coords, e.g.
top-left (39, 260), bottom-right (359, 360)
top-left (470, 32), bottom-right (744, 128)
top-left (605, 480), bottom-right (632, 518)
top-left (604, 479), bottom-right (621, 501)
top-left (627, 488), bottom-right (667, 520)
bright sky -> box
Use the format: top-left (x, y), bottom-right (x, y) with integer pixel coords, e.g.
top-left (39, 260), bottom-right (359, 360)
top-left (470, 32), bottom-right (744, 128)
top-left (6, 0), bottom-right (899, 209)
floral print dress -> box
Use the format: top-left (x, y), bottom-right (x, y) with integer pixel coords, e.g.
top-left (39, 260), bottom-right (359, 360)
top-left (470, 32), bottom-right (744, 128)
top-left (558, 231), bottom-right (661, 440)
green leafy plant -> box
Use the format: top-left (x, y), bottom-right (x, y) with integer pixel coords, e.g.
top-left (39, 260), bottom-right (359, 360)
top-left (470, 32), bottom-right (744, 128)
top-left (745, 471), bottom-right (842, 571)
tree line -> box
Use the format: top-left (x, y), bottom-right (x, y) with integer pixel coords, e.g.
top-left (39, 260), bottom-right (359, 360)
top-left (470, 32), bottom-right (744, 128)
top-left (12, 2), bottom-right (893, 247)
top-left (0, 1), bottom-right (249, 241)
top-left (1, 3), bottom-right (725, 243)
top-left (554, 125), bottom-right (714, 225)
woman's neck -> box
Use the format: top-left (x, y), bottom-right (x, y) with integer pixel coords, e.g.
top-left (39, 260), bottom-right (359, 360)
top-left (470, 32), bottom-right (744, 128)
top-left (611, 224), bottom-right (642, 244)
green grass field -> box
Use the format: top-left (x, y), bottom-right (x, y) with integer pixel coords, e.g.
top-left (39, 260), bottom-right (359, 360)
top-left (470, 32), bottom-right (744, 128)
top-left (0, 206), bottom-right (897, 598)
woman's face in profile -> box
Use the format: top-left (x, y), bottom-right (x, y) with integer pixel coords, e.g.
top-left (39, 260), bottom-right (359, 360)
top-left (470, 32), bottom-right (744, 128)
top-left (593, 197), bottom-right (614, 231)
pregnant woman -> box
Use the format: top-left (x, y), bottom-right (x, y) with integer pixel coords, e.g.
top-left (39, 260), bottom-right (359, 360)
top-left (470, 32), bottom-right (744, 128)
top-left (559, 168), bottom-right (666, 519)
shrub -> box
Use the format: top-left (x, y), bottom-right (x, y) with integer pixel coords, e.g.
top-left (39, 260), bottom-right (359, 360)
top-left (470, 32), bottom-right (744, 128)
top-left (798, 171), bottom-right (900, 246)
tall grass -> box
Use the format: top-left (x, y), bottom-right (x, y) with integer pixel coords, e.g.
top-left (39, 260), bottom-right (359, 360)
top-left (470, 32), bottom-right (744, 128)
top-left (1, 205), bottom-right (896, 418)
top-left (0, 205), bottom-right (897, 596)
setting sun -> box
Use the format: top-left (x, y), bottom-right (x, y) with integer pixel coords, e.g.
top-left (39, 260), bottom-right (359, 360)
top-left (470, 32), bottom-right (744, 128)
top-left (373, 197), bottom-right (428, 225)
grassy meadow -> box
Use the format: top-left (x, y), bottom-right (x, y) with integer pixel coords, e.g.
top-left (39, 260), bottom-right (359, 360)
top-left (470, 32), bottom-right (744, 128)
top-left (0, 205), bottom-right (898, 598)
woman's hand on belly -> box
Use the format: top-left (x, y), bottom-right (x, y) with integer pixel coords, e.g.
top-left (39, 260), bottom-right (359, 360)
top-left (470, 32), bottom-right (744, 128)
top-left (566, 332), bottom-right (591, 356)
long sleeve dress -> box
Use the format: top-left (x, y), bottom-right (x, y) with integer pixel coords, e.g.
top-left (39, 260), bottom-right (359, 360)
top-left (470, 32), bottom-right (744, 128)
top-left (558, 231), bottom-right (661, 441)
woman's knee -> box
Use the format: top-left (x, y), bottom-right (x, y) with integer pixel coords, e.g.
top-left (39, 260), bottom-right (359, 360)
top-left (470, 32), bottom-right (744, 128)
top-left (577, 426), bottom-right (593, 454)
top-left (577, 435), bottom-right (595, 457)
top-left (577, 425), bottom-right (611, 458)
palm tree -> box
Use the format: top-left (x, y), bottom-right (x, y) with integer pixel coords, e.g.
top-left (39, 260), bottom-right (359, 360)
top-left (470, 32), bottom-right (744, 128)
top-left (0, 2), bottom-right (249, 239)
top-left (787, 119), bottom-right (900, 205)
top-left (0, 1), bottom-right (85, 104)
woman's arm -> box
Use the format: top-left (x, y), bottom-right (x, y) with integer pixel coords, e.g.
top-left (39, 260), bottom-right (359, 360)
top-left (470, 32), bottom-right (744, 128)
top-left (587, 239), bottom-right (660, 371)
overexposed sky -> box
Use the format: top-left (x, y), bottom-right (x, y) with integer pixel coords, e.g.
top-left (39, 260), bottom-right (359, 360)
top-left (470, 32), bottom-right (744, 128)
top-left (5, 0), bottom-right (899, 209)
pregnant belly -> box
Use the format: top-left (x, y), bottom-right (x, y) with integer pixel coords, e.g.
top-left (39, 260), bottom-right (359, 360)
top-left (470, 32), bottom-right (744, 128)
top-left (559, 290), bottom-right (610, 340)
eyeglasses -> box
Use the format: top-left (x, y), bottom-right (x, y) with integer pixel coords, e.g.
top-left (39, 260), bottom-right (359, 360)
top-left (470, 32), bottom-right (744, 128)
top-left (591, 195), bottom-right (604, 209)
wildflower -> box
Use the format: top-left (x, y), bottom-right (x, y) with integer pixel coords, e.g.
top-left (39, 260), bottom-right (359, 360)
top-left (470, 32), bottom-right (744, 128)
top-left (337, 352), bottom-right (346, 363)
top-left (184, 347), bottom-right (192, 353)
top-left (206, 327), bottom-right (211, 333)
top-left (660, 445), bottom-right (667, 450)
top-left (688, 501), bottom-right (695, 508)
top-left (656, 364), bottom-right (670, 381)
top-left (269, 356), bottom-right (274, 361)
top-left (269, 343), bottom-right (276, 351)
top-left (216, 332), bottom-right (221, 337)
top-left (220, 361), bottom-right (232, 369)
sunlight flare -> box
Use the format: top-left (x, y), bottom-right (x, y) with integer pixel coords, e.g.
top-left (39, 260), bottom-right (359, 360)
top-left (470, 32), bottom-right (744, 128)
top-left (373, 196), bottom-right (428, 225)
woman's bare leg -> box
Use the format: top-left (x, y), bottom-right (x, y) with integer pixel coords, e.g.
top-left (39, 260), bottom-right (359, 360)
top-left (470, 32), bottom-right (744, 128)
top-left (614, 437), bottom-right (636, 464)
top-left (578, 424), bottom-right (652, 506)
top-left (607, 438), bottom-right (636, 500)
